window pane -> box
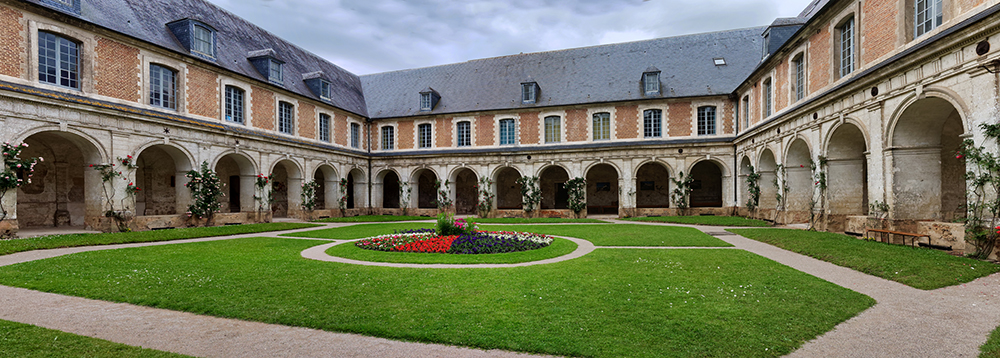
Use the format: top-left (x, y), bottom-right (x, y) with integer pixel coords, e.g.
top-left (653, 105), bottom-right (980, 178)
top-left (420, 93), bottom-right (432, 110)
top-left (381, 126), bottom-right (394, 150)
top-left (698, 107), bottom-right (716, 136)
top-left (351, 123), bottom-right (360, 148)
top-left (269, 60), bottom-right (282, 83)
top-left (544, 116), bottom-right (561, 143)
top-left (278, 102), bottom-right (294, 134)
top-left (593, 113), bottom-right (610, 140)
top-left (522, 84), bottom-right (535, 103)
top-left (643, 109), bottom-right (662, 138)
top-left (457, 121), bottom-right (471, 147)
top-left (794, 57), bottom-right (804, 101)
top-left (192, 25), bottom-right (213, 56)
top-left (225, 86), bottom-right (244, 124)
top-left (38, 32), bottom-right (80, 89)
top-left (764, 80), bottom-right (772, 117)
top-left (499, 119), bottom-right (516, 145)
top-left (840, 18), bottom-right (854, 77)
top-left (419, 123), bottom-right (432, 148)
top-left (319, 114), bottom-right (331, 142)
top-left (644, 73), bottom-right (659, 93)
top-left (150, 64), bottom-right (176, 109)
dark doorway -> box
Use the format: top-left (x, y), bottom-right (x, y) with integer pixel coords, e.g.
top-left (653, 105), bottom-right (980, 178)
top-left (229, 175), bottom-right (240, 213)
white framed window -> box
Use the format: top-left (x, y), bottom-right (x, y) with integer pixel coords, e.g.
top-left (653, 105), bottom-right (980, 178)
top-left (915, 0), bottom-right (943, 38)
top-left (350, 122), bottom-right (361, 149)
top-left (319, 113), bottom-right (331, 142)
top-left (192, 24), bottom-right (214, 57)
top-left (278, 101), bottom-right (294, 134)
top-left (420, 93), bottom-right (432, 111)
top-left (499, 118), bottom-right (516, 145)
top-left (224, 85), bottom-right (244, 124)
top-left (320, 80), bottom-right (332, 101)
top-left (544, 116), bottom-right (561, 143)
top-left (697, 106), bottom-right (716, 136)
top-left (418, 123), bottom-right (432, 148)
top-left (381, 125), bottom-right (395, 150)
top-left (457, 121), bottom-right (471, 147)
top-left (838, 17), bottom-right (855, 78)
top-left (593, 112), bottom-right (611, 140)
top-left (643, 109), bottom-right (662, 138)
top-left (38, 31), bottom-right (80, 89)
top-left (742, 96), bottom-right (750, 130)
top-left (792, 54), bottom-right (805, 101)
top-left (763, 78), bottom-right (773, 117)
top-left (521, 83), bottom-right (537, 103)
top-left (643, 72), bottom-right (660, 94)
top-left (269, 59), bottom-right (283, 84)
top-left (149, 64), bottom-right (177, 109)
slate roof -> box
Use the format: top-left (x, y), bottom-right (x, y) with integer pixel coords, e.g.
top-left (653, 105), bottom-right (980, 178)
top-left (360, 27), bottom-right (767, 119)
top-left (23, 0), bottom-right (368, 117)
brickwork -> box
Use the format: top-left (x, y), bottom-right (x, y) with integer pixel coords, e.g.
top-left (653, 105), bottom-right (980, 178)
top-left (476, 115), bottom-right (494, 146)
top-left (960, 0), bottom-right (986, 10)
top-left (185, 65), bottom-right (219, 118)
top-left (94, 37), bottom-right (141, 102)
top-left (250, 86), bottom-right (274, 130)
top-left (436, 117), bottom-right (452, 147)
top-left (775, 61), bottom-right (788, 112)
top-left (809, 27), bottom-right (831, 94)
top-left (862, 0), bottom-right (897, 65)
top-left (615, 105), bottom-right (638, 139)
top-left (333, 113), bottom-right (347, 146)
top-left (519, 112), bottom-right (540, 144)
top-left (398, 121), bottom-right (414, 149)
top-left (722, 100), bottom-right (735, 134)
top-left (0, 6), bottom-right (23, 78)
top-left (667, 101), bottom-right (692, 136)
top-left (298, 103), bottom-right (315, 139)
top-left (752, 81), bottom-right (761, 125)
top-left (565, 109), bottom-right (587, 142)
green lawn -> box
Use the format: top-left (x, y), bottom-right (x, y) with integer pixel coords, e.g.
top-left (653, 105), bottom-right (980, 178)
top-left (625, 216), bottom-right (771, 227)
top-left (0, 223), bottom-right (319, 256)
top-left (469, 218), bottom-right (608, 224)
top-left (324, 237), bottom-right (578, 264)
top-left (982, 325), bottom-right (1000, 358)
top-left (0, 237), bottom-right (874, 358)
top-left (480, 224), bottom-right (732, 247)
top-left (281, 223), bottom-right (434, 240)
top-left (313, 215), bottom-right (432, 223)
top-left (0, 319), bottom-right (189, 357)
top-left (729, 229), bottom-right (1000, 290)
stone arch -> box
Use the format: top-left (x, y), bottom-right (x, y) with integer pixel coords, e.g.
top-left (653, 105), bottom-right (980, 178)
top-left (888, 95), bottom-right (966, 220)
top-left (825, 121), bottom-right (869, 218)
top-left (739, 155), bottom-right (753, 209)
top-left (586, 163), bottom-right (619, 214)
top-left (688, 160), bottom-right (724, 208)
top-left (345, 167), bottom-right (365, 209)
top-left (313, 164), bottom-right (339, 211)
top-left (784, 138), bottom-right (812, 217)
top-left (635, 161), bottom-right (670, 208)
top-left (270, 159), bottom-right (304, 218)
top-left (14, 130), bottom-right (105, 229)
top-left (377, 169), bottom-right (401, 209)
top-left (539, 165), bottom-right (570, 210)
top-left (758, 148), bottom-right (778, 210)
top-left (133, 142), bottom-right (194, 216)
top-left (450, 167), bottom-right (478, 215)
top-left (212, 151), bottom-right (257, 213)
top-left (494, 166), bottom-right (522, 210)
top-left (411, 168), bottom-right (439, 209)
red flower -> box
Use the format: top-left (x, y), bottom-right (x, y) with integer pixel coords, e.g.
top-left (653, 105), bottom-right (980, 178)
top-left (799, 165), bottom-right (804, 168)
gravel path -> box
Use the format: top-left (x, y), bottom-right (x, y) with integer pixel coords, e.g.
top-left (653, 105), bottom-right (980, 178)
top-left (0, 221), bottom-right (998, 357)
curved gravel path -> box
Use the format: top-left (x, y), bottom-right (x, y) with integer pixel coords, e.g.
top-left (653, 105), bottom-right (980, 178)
top-left (0, 220), bottom-right (997, 357)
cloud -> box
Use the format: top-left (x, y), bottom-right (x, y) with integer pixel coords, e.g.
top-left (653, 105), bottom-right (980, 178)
top-left (205, 0), bottom-right (804, 75)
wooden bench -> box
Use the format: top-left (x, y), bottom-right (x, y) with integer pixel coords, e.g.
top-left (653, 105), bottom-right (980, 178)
top-left (864, 229), bottom-right (928, 248)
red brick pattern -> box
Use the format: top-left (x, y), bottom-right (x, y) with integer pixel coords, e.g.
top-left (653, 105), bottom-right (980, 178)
top-left (667, 101), bottom-right (692, 136)
top-left (398, 121), bottom-right (414, 149)
top-left (519, 112), bottom-right (539, 144)
top-left (185, 65), bottom-right (219, 118)
top-left (251, 86), bottom-right (274, 130)
top-left (333, 113), bottom-right (348, 146)
top-left (775, 61), bottom-right (788, 112)
top-left (565, 109), bottom-right (587, 142)
top-left (960, 0), bottom-right (986, 9)
top-left (94, 37), bottom-right (141, 102)
top-left (722, 100), bottom-right (735, 134)
top-left (0, 6), bottom-right (22, 78)
top-left (752, 81), bottom-right (761, 125)
top-left (809, 27), bottom-right (831, 93)
top-left (436, 117), bottom-right (452, 147)
top-left (615, 105), bottom-right (638, 139)
top-left (298, 103), bottom-right (316, 139)
top-left (862, 0), bottom-right (897, 65)
top-left (476, 115), bottom-right (494, 146)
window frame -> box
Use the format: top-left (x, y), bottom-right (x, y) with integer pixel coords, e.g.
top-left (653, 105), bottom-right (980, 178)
top-left (643, 72), bottom-right (660, 95)
top-left (499, 118), bottom-right (517, 146)
top-left (319, 113), bottom-right (331, 142)
top-left (914, 0), bottom-right (943, 38)
top-left (418, 123), bottom-right (433, 148)
top-left (837, 16), bottom-right (855, 78)
top-left (521, 83), bottom-right (537, 104)
top-left (697, 106), bottom-right (717, 136)
top-left (149, 64), bottom-right (177, 110)
top-left (381, 125), bottom-right (395, 150)
top-left (643, 109), bottom-right (662, 138)
top-left (544, 115), bottom-right (561, 143)
top-left (741, 95), bottom-right (750, 130)
top-left (224, 85), bottom-right (245, 124)
top-left (37, 31), bottom-right (81, 90)
top-left (419, 93), bottom-right (432, 111)
top-left (457, 121), bottom-right (471, 147)
top-left (277, 101), bottom-right (295, 135)
top-left (269, 59), bottom-right (283, 84)
top-left (191, 24), bottom-right (215, 58)
top-left (320, 80), bottom-right (332, 101)
top-left (350, 122), bottom-right (361, 149)
top-left (792, 54), bottom-right (805, 101)
top-left (592, 112), bottom-right (611, 141)
top-left (763, 78), bottom-right (773, 118)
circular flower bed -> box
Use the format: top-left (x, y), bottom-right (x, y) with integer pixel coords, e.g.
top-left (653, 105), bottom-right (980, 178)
top-left (355, 228), bottom-right (554, 254)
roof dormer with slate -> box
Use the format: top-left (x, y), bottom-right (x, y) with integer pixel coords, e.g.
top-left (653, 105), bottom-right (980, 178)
top-left (419, 87), bottom-right (440, 111)
top-left (167, 18), bottom-right (218, 61)
top-left (303, 71), bottom-right (333, 102)
top-left (247, 49), bottom-right (285, 86)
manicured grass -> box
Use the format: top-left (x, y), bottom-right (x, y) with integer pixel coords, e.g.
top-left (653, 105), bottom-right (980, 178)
top-left (479, 224), bottom-right (733, 247)
top-left (324, 237), bottom-right (578, 264)
top-left (281, 223), bottom-right (435, 240)
top-left (0, 319), bottom-right (189, 357)
top-left (0, 237), bottom-right (874, 358)
top-left (729, 229), bottom-right (1000, 290)
top-left (982, 325), bottom-right (1000, 357)
top-left (0, 223), bottom-right (320, 256)
top-left (469, 218), bottom-right (608, 224)
top-left (625, 216), bottom-right (771, 227)
top-left (313, 215), bottom-right (433, 223)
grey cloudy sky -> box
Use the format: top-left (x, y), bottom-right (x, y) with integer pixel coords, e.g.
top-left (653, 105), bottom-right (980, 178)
top-left (205, 0), bottom-right (811, 75)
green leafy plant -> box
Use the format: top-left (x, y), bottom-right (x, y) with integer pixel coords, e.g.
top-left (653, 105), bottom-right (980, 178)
top-left (435, 212), bottom-right (475, 236)
top-left (0, 142), bottom-right (40, 237)
top-left (338, 178), bottom-right (349, 214)
top-left (958, 125), bottom-right (1000, 258)
top-left (670, 171), bottom-right (693, 214)
top-left (434, 179), bottom-right (452, 210)
top-left (774, 164), bottom-right (789, 212)
top-left (301, 180), bottom-right (320, 211)
top-left (90, 155), bottom-right (139, 232)
top-left (253, 173), bottom-right (274, 216)
top-left (185, 161), bottom-right (223, 224)
top-left (868, 200), bottom-right (890, 230)
top-left (565, 177), bottom-right (587, 214)
top-left (475, 176), bottom-right (495, 218)
top-left (745, 165), bottom-right (761, 214)
top-left (515, 176), bottom-right (542, 215)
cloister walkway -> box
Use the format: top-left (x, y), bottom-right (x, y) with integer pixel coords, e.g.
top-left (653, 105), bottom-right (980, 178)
top-left (0, 220), bottom-right (997, 357)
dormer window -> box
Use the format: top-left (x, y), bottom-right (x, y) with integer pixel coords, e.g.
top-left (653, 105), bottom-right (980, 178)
top-left (269, 59), bottom-right (283, 83)
top-left (418, 87), bottom-right (440, 111)
top-left (521, 82), bottom-right (538, 104)
top-left (303, 71), bottom-right (331, 101)
top-left (167, 19), bottom-right (217, 60)
top-left (247, 49), bottom-right (285, 86)
top-left (320, 81), bottom-right (332, 101)
top-left (43, 0), bottom-right (81, 15)
top-left (642, 67), bottom-right (661, 95)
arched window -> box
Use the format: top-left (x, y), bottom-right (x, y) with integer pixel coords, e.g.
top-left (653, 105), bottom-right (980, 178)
top-left (149, 64), bottom-right (177, 109)
top-left (38, 31), bottom-right (80, 89)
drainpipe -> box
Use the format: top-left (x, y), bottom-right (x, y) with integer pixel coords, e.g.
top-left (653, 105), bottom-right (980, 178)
top-left (733, 143), bottom-right (739, 215)
top-left (366, 120), bottom-right (373, 215)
